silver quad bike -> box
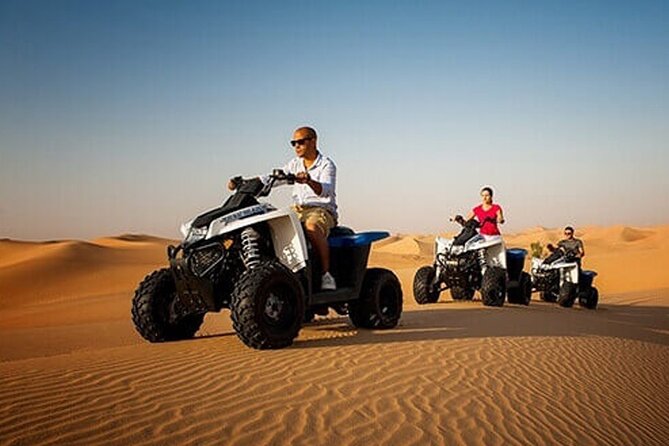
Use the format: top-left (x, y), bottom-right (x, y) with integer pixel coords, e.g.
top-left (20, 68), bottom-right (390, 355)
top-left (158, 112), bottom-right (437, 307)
top-left (132, 170), bottom-right (403, 350)
top-left (530, 244), bottom-right (599, 309)
top-left (413, 216), bottom-right (531, 307)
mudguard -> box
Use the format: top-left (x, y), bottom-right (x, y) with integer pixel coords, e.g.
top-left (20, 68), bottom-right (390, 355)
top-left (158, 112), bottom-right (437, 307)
top-left (531, 257), bottom-right (579, 286)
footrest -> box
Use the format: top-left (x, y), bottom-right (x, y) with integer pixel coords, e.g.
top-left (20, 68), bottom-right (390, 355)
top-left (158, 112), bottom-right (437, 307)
top-left (311, 287), bottom-right (355, 305)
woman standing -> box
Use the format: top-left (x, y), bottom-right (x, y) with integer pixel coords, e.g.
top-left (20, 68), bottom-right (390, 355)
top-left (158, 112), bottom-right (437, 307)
top-left (467, 187), bottom-right (505, 237)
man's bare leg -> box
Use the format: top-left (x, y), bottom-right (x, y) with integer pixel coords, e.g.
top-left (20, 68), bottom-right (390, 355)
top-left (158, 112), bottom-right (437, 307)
top-left (305, 221), bottom-right (329, 272)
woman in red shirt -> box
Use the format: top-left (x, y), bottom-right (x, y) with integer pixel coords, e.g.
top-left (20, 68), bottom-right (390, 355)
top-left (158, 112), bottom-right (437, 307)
top-left (467, 187), bottom-right (505, 236)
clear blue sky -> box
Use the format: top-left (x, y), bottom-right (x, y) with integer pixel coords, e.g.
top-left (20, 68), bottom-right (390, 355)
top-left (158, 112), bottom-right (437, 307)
top-left (1, 0), bottom-right (668, 239)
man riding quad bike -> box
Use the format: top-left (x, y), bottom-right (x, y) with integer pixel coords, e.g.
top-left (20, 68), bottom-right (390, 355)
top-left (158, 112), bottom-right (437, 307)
top-left (530, 243), bottom-right (599, 309)
top-left (413, 215), bottom-right (531, 307)
top-left (131, 170), bottom-right (403, 350)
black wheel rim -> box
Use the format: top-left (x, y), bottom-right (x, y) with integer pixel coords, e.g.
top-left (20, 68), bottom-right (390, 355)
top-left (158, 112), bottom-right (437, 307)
top-left (261, 284), bottom-right (296, 331)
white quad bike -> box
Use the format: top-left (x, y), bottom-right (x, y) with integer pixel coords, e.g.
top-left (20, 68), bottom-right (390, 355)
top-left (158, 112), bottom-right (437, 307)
top-left (131, 170), bottom-right (403, 350)
top-left (530, 245), bottom-right (599, 309)
top-left (413, 216), bottom-right (532, 307)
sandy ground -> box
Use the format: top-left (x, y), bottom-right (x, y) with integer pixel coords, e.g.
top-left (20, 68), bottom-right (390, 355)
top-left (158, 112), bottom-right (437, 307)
top-left (1, 226), bottom-right (669, 445)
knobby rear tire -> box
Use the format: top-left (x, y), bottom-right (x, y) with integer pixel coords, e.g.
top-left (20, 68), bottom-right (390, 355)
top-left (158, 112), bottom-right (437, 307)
top-left (350, 268), bottom-right (403, 329)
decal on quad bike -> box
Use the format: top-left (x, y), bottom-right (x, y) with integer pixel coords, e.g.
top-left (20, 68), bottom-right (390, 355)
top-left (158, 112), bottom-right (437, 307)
top-left (219, 203), bottom-right (273, 226)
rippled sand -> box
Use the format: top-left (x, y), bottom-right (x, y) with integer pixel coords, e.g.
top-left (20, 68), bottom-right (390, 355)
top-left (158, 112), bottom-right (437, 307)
top-left (1, 227), bottom-right (668, 445)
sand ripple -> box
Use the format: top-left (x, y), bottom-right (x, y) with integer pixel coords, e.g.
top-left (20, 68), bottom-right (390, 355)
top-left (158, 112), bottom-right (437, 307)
top-left (1, 331), bottom-right (668, 446)
top-left (2, 229), bottom-right (669, 445)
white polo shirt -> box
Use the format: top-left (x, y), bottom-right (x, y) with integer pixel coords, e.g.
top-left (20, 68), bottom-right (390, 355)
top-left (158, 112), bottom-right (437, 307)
top-left (277, 151), bottom-right (338, 220)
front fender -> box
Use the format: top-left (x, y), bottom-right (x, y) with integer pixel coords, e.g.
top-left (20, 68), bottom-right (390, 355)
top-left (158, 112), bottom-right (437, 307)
top-left (266, 211), bottom-right (308, 272)
top-left (201, 206), bottom-right (308, 273)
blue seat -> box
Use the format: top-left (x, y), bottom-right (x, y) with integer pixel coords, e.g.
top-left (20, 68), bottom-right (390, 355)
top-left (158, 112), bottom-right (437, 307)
top-left (505, 248), bottom-right (528, 278)
top-left (579, 270), bottom-right (598, 288)
top-left (328, 231), bottom-right (389, 248)
top-left (506, 248), bottom-right (528, 260)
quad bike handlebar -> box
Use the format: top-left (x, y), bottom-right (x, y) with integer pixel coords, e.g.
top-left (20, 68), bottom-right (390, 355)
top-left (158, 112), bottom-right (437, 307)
top-left (229, 169), bottom-right (297, 198)
top-left (547, 243), bottom-right (578, 256)
top-left (269, 169), bottom-right (296, 184)
top-left (545, 243), bottom-right (579, 263)
top-left (450, 215), bottom-right (481, 229)
top-left (258, 169), bottom-right (296, 196)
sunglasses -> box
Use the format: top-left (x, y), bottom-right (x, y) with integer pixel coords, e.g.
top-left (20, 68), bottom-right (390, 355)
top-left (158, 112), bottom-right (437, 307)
top-left (290, 137), bottom-right (312, 147)
top-left (564, 232), bottom-right (573, 236)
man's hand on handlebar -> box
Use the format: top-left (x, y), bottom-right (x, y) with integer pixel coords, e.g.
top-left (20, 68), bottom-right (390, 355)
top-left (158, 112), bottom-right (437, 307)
top-left (227, 176), bottom-right (242, 191)
top-left (295, 172), bottom-right (310, 184)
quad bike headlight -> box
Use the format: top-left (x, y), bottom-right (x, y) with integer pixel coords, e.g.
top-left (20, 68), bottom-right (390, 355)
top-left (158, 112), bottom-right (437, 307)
top-left (186, 226), bottom-right (208, 243)
top-left (180, 220), bottom-right (193, 237)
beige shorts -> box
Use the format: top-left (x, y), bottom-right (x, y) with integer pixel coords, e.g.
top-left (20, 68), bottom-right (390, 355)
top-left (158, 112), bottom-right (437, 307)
top-left (292, 205), bottom-right (336, 237)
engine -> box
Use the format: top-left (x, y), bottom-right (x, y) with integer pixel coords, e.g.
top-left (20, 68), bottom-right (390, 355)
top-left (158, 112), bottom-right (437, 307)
top-left (437, 250), bottom-right (482, 289)
top-left (532, 269), bottom-right (559, 292)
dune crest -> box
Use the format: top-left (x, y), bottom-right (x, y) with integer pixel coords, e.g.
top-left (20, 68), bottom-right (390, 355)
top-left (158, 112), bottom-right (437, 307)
top-left (93, 234), bottom-right (177, 247)
top-left (374, 236), bottom-right (433, 257)
top-left (619, 226), bottom-right (654, 242)
top-left (0, 236), bottom-right (172, 308)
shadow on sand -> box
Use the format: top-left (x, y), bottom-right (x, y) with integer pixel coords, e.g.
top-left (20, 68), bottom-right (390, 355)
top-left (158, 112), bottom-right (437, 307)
top-left (292, 298), bottom-right (669, 349)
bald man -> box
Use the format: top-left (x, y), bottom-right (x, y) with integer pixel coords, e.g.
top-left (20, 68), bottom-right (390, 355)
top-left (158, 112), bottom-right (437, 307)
top-left (229, 126), bottom-right (338, 290)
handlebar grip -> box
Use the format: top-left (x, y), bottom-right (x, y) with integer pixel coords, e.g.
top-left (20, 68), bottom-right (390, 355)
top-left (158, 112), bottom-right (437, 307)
top-left (229, 176), bottom-right (243, 189)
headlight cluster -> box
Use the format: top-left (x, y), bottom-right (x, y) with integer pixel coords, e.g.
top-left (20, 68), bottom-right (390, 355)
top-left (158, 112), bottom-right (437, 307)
top-left (186, 226), bottom-right (208, 243)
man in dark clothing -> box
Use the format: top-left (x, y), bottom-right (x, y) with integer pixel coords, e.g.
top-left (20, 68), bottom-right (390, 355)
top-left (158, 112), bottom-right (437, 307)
top-left (557, 226), bottom-right (585, 266)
